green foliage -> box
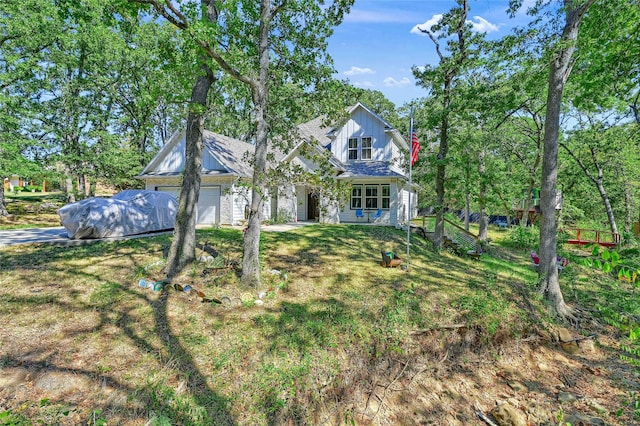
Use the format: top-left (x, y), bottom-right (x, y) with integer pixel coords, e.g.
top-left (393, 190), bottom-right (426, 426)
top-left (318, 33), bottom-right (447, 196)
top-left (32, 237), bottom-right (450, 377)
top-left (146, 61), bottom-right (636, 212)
top-left (583, 245), bottom-right (640, 284)
top-left (381, 283), bottom-right (425, 329)
top-left (453, 271), bottom-right (511, 337)
top-left (585, 274), bottom-right (640, 372)
top-left (90, 410), bottom-right (108, 426)
top-left (503, 226), bottom-right (539, 249)
top-left (0, 410), bottom-right (32, 425)
top-left (616, 391), bottom-right (640, 420)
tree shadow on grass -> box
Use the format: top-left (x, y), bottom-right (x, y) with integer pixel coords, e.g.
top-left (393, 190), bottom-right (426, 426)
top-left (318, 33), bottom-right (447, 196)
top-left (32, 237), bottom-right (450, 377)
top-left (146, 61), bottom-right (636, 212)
top-left (0, 238), bottom-right (237, 425)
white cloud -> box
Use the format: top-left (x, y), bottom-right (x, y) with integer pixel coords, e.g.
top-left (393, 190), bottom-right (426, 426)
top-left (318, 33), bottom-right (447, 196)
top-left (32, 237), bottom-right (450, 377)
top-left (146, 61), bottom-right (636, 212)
top-left (383, 77), bottom-right (411, 88)
top-left (410, 14), bottom-right (443, 36)
top-left (411, 14), bottom-right (499, 36)
top-left (343, 66), bottom-right (375, 76)
top-left (468, 16), bottom-right (499, 33)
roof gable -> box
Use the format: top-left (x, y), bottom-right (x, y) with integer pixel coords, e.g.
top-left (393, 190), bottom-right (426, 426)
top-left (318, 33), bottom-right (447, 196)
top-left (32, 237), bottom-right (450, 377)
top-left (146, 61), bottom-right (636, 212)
top-left (139, 129), bottom-right (255, 178)
top-left (287, 103), bottom-right (409, 179)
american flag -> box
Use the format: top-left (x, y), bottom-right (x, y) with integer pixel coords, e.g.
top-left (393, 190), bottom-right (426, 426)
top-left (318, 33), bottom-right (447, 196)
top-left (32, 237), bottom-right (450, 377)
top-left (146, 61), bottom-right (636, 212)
top-left (411, 132), bottom-right (420, 166)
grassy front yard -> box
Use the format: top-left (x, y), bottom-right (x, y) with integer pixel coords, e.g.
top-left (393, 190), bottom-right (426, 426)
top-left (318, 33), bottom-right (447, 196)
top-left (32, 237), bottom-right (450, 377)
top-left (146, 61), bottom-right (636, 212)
top-left (1, 224), bottom-right (639, 425)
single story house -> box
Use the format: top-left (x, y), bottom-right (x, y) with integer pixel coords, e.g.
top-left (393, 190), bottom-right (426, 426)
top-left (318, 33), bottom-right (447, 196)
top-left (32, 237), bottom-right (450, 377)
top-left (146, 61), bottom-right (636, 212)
top-left (138, 103), bottom-right (418, 226)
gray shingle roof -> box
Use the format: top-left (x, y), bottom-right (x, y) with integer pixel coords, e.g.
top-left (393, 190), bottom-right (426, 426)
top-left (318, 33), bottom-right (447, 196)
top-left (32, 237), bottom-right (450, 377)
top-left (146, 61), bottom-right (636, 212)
top-left (338, 161), bottom-right (404, 178)
top-left (202, 130), bottom-right (254, 178)
top-left (296, 116), bottom-right (332, 147)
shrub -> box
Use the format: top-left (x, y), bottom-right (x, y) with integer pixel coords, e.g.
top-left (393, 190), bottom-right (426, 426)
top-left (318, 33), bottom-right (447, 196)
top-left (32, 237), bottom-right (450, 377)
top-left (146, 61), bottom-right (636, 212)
top-left (504, 226), bottom-right (539, 249)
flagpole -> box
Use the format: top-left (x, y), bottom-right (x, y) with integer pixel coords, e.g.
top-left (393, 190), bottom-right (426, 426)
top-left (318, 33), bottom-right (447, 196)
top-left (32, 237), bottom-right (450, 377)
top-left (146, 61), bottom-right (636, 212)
top-left (407, 109), bottom-right (414, 270)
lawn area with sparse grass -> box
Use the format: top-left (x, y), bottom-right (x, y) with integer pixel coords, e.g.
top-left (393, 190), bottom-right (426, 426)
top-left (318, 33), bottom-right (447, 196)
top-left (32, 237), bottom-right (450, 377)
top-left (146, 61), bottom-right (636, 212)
top-left (1, 223), bottom-right (640, 425)
top-left (0, 193), bottom-right (66, 230)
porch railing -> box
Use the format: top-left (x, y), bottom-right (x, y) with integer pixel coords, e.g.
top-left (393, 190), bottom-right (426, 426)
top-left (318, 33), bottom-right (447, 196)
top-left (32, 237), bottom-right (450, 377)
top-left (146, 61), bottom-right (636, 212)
top-left (420, 215), bottom-right (480, 252)
top-left (562, 227), bottom-right (620, 247)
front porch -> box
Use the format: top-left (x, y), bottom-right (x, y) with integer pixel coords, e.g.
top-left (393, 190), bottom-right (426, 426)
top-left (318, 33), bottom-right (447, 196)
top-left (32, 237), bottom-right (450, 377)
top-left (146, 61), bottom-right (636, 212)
top-left (291, 180), bottom-right (416, 227)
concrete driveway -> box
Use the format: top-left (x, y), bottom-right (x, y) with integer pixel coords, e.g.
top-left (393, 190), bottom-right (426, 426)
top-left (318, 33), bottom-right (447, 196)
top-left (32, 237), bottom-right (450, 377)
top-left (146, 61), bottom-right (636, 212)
top-left (0, 227), bottom-right (70, 247)
top-left (0, 227), bottom-right (173, 248)
top-left (0, 222), bottom-right (315, 248)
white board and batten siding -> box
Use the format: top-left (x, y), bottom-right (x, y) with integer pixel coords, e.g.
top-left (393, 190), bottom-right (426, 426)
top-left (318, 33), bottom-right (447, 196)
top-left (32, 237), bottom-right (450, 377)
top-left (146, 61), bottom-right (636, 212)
top-left (232, 186), bottom-right (250, 225)
top-left (399, 188), bottom-right (418, 222)
top-left (153, 134), bottom-right (227, 174)
top-left (153, 139), bottom-right (186, 173)
top-left (331, 108), bottom-right (391, 163)
top-left (390, 143), bottom-right (406, 176)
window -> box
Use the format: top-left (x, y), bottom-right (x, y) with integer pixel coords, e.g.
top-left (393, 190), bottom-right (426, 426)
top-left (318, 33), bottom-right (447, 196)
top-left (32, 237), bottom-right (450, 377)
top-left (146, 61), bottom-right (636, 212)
top-left (361, 137), bottom-right (372, 160)
top-left (365, 185), bottom-right (378, 209)
top-left (348, 138), bottom-right (358, 160)
top-left (351, 184), bottom-right (391, 210)
top-left (347, 137), bottom-right (373, 160)
top-left (351, 185), bottom-right (362, 209)
top-left (381, 185), bottom-right (390, 209)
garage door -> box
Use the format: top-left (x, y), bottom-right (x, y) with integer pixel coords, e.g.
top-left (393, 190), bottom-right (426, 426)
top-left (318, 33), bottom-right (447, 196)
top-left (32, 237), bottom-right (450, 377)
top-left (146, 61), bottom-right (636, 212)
top-left (155, 186), bottom-right (221, 225)
top-left (197, 187), bottom-right (220, 225)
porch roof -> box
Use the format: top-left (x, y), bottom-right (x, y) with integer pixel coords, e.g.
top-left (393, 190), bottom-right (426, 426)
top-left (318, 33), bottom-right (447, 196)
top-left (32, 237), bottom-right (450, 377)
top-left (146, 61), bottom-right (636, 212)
top-left (337, 161), bottom-right (405, 179)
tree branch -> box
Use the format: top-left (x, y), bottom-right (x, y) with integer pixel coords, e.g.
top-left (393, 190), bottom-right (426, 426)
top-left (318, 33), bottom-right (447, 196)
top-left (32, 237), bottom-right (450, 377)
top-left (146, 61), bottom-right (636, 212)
top-left (129, 0), bottom-right (189, 29)
top-left (559, 140), bottom-right (597, 184)
top-left (127, 0), bottom-right (257, 89)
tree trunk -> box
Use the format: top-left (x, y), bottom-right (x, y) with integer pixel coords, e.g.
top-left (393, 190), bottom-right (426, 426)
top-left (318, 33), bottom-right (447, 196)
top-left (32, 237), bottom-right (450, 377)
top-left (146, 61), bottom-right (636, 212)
top-left (78, 173), bottom-right (87, 198)
top-left (539, 0), bottom-right (594, 317)
top-left (464, 165), bottom-right (470, 231)
top-left (433, 90), bottom-right (450, 251)
top-left (165, 67), bottom-right (214, 278)
top-left (478, 147), bottom-right (488, 241)
top-left (0, 185), bottom-right (8, 216)
top-left (464, 191), bottom-right (470, 231)
top-left (623, 172), bottom-right (632, 235)
top-left (561, 138), bottom-right (619, 237)
top-left (596, 179), bottom-right (618, 236)
top-left (241, 0), bottom-right (270, 287)
top-left (521, 178), bottom-right (535, 227)
top-left (431, 0), bottom-right (469, 251)
top-left (63, 165), bottom-right (75, 203)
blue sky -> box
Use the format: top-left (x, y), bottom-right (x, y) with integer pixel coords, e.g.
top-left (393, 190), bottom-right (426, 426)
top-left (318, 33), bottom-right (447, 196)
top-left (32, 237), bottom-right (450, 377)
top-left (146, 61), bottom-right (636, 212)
top-left (327, 0), bottom-right (535, 107)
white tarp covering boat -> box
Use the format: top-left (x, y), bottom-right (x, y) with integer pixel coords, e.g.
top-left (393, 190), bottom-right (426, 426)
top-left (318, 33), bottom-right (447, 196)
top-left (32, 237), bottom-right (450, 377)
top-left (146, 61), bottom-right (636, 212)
top-left (58, 190), bottom-right (178, 239)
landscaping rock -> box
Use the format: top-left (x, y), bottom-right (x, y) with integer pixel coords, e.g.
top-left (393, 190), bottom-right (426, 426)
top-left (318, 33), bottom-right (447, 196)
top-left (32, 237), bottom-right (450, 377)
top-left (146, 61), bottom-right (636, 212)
top-left (557, 327), bottom-right (573, 342)
top-left (525, 402), bottom-right (552, 425)
top-left (537, 362), bottom-right (552, 372)
top-left (561, 341), bottom-right (580, 354)
top-left (564, 413), bottom-right (605, 425)
top-left (585, 398), bottom-right (608, 415)
top-left (557, 391), bottom-right (578, 403)
top-left (491, 402), bottom-right (527, 426)
top-left (579, 338), bottom-right (596, 352)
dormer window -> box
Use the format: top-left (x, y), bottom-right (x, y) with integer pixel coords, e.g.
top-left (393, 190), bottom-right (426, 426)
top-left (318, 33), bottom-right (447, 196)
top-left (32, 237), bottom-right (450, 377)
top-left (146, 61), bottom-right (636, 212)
top-left (362, 137), bottom-right (372, 160)
top-left (348, 138), bottom-right (358, 160)
top-left (347, 136), bottom-right (373, 161)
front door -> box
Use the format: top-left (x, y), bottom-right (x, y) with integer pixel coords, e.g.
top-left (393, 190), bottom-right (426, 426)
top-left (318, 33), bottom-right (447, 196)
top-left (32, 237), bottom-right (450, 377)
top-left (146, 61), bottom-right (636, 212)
top-left (307, 192), bottom-right (319, 222)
